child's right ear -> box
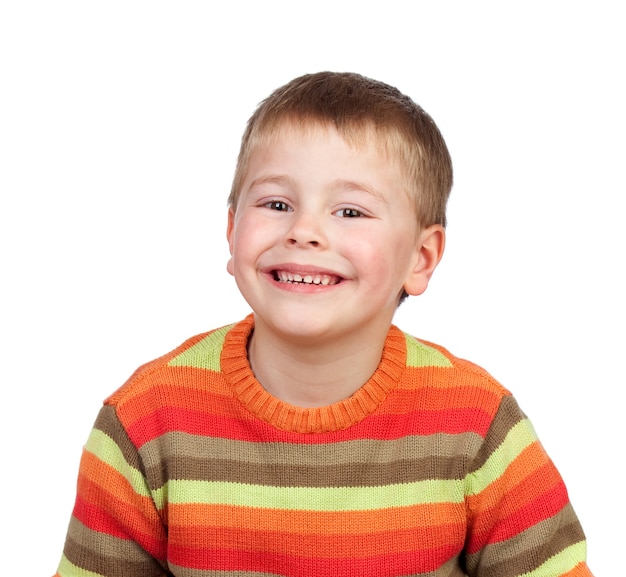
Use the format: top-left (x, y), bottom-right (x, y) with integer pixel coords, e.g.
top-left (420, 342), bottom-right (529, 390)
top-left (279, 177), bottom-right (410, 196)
top-left (226, 209), bottom-right (235, 276)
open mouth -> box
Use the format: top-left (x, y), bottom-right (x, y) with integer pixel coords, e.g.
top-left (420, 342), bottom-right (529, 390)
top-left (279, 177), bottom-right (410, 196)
top-left (272, 270), bottom-right (341, 286)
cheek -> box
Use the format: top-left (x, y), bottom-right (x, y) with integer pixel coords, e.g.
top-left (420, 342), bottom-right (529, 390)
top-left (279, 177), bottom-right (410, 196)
top-left (236, 213), bottom-right (275, 243)
top-left (230, 217), bottom-right (257, 253)
top-left (343, 237), bottom-right (392, 276)
top-left (353, 231), bottom-right (415, 281)
top-left (230, 216), bottom-right (278, 267)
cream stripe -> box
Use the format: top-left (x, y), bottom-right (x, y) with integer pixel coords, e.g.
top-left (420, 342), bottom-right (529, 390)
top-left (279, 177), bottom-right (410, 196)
top-left (466, 418), bottom-right (537, 495)
top-left (404, 334), bottom-right (453, 368)
top-left (155, 478), bottom-right (465, 510)
top-left (85, 428), bottom-right (151, 498)
top-left (167, 324), bottom-right (231, 370)
top-left (519, 541), bottom-right (587, 577)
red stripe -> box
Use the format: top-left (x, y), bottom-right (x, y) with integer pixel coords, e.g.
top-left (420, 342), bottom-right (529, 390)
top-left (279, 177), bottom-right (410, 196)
top-left (72, 490), bottom-right (167, 560)
top-left (168, 544), bottom-right (462, 576)
top-left (168, 523), bottom-right (466, 556)
top-left (73, 494), bottom-right (130, 540)
top-left (467, 479), bottom-right (570, 553)
top-left (125, 406), bottom-right (494, 447)
top-left (490, 480), bottom-right (570, 542)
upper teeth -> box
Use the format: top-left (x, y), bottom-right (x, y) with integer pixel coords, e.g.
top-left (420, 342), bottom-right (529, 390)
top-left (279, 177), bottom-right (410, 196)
top-left (277, 271), bottom-right (335, 285)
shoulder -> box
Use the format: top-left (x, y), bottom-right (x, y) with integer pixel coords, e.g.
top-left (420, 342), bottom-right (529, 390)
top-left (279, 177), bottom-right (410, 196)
top-left (398, 328), bottom-right (510, 394)
top-left (393, 328), bottom-right (514, 434)
top-left (105, 317), bottom-right (250, 408)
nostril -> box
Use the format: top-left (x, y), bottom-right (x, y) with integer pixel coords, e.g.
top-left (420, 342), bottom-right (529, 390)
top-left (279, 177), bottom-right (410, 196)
top-left (285, 237), bottom-right (320, 247)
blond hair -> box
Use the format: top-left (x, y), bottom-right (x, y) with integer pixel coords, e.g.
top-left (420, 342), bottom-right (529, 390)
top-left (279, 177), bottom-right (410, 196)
top-left (228, 71), bottom-right (453, 228)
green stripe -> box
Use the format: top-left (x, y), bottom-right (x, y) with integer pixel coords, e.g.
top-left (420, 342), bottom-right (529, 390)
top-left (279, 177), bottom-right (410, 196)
top-left (168, 324), bottom-right (232, 370)
top-left (466, 418), bottom-right (538, 495)
top-left (57, 554), bottom-right (105, 577)
top-left (404, 334), bottom-right (453, 368)
top-left (520, 541), bottom-right (587, 576)
top-left (155, 478), bottom-right (464, 511)
top-left (85, 429), bottom-right (151, 498)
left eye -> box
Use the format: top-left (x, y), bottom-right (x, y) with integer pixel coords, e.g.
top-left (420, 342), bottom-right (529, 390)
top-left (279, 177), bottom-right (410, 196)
top-left (335, 208), bottom-right (363, 218)
top-left (265, 201), bottom-right (292, 212)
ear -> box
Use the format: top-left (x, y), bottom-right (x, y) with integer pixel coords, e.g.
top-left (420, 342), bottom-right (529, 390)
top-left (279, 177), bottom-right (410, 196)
top-left (226, 208), bottom-right (235, 276)
top-left (403, 225), bottom-right (446, 297)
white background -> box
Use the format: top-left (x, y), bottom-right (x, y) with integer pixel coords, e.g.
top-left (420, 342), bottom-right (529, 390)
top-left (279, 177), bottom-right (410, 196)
top-left (1, 2), bottom-right (623, 575)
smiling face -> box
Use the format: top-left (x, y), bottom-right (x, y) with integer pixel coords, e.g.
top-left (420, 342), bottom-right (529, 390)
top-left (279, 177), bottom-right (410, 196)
top-left (227, 122), bottom-right (443, 348)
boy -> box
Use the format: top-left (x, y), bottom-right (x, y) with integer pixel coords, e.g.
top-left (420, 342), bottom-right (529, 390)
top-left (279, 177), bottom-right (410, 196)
top-left (54, 72), bottom-right (592, 576)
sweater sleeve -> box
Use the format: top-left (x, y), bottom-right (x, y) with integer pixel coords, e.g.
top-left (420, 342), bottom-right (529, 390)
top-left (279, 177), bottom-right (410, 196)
top-left (463, 395), bottom-right (592, 576)
top-left (54, 405), bottom-right (170, 577)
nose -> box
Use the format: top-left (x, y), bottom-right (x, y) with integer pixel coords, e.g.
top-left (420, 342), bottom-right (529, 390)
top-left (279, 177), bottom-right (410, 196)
top-left (284, 211), bottom-right (325, 248)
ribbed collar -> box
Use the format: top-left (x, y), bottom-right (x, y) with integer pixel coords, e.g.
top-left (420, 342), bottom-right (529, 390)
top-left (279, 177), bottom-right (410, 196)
top-left (220, 315), bottom-right (407, 434)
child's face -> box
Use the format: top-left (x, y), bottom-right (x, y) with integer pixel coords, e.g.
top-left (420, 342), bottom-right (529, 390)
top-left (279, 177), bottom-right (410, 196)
top-left (227, 123), bottom-right (435, 345)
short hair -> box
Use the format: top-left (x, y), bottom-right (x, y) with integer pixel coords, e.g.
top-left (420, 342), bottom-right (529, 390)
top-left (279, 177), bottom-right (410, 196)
top-left (228, 71), bottom-right (453, 229)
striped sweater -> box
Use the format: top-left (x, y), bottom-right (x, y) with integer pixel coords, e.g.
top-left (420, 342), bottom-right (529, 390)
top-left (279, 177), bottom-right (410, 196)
top-left (55, 316), bottom-right (592, 577)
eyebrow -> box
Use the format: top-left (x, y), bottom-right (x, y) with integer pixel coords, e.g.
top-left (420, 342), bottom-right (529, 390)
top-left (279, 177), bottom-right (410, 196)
top-left (247, 175), bottom-right (389, 204)
top-left (333, 178), bottom-right (388, 204)
top-left (247, 174), bottom-right (292, 191)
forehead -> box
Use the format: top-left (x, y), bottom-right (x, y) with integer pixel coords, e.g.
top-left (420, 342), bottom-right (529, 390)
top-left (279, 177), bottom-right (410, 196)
top-left (247, 122), bottom-right (395, 177)
top-left (248, 120), bottom-right (409, 180)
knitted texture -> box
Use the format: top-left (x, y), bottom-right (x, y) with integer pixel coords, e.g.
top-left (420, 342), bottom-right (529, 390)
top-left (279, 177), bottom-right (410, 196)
top-left (55, 316), bottom-right (592, 577)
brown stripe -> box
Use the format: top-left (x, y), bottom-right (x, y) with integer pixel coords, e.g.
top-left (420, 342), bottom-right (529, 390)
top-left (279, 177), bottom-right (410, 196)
top-left (466, 503), bottom-right (586, 577)
top-left (140, 431), bottom-right (482, 467)
top-left (468, 395), bottom-right (526, 472)
top-left (63, 517), bottom-right (167, 577)
top-left (149, 455), bottom-right (469, 488)
top-left (140, 430), bottom-right (486, 467)
top-left (93, 404), bottom-right (143, 470)
top-left (140, 431), bottom-right (483, 489)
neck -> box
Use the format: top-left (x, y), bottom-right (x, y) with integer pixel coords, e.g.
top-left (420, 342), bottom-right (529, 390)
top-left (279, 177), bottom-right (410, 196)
top-left (247, 318), bottom-right (390, 408)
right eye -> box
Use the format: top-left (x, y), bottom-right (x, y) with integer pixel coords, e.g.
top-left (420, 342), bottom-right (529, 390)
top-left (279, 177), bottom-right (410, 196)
top-left (264, 200), bottom-right (292, 212)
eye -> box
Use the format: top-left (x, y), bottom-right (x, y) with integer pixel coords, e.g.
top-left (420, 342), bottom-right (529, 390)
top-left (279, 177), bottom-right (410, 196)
top-left (264, 200), bottom-right (292, 212)
top-left (335, 207), bottom-right (363, 218)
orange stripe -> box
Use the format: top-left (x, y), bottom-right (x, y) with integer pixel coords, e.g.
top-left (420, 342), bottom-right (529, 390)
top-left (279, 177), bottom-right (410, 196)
top-left (467, 442), bottom-right (556, 518)
top-left (76, 474), bottom-right (163, 538)
top-left (381, 383), bottom-right (503, 414)
top-left (562, 562), bottom-right (592, 576)
top-left (167, 501), bottom-right (464, 535)
top-left (168, 524), bottom-right (465, 557)
top-left (116, 380), bottom-right (241, 425)
top-left (78, 450), bottom-right (159, 518)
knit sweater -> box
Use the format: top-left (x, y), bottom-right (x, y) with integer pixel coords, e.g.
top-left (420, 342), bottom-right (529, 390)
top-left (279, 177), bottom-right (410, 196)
top-left (55, 316), bottom-right (592, 577)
